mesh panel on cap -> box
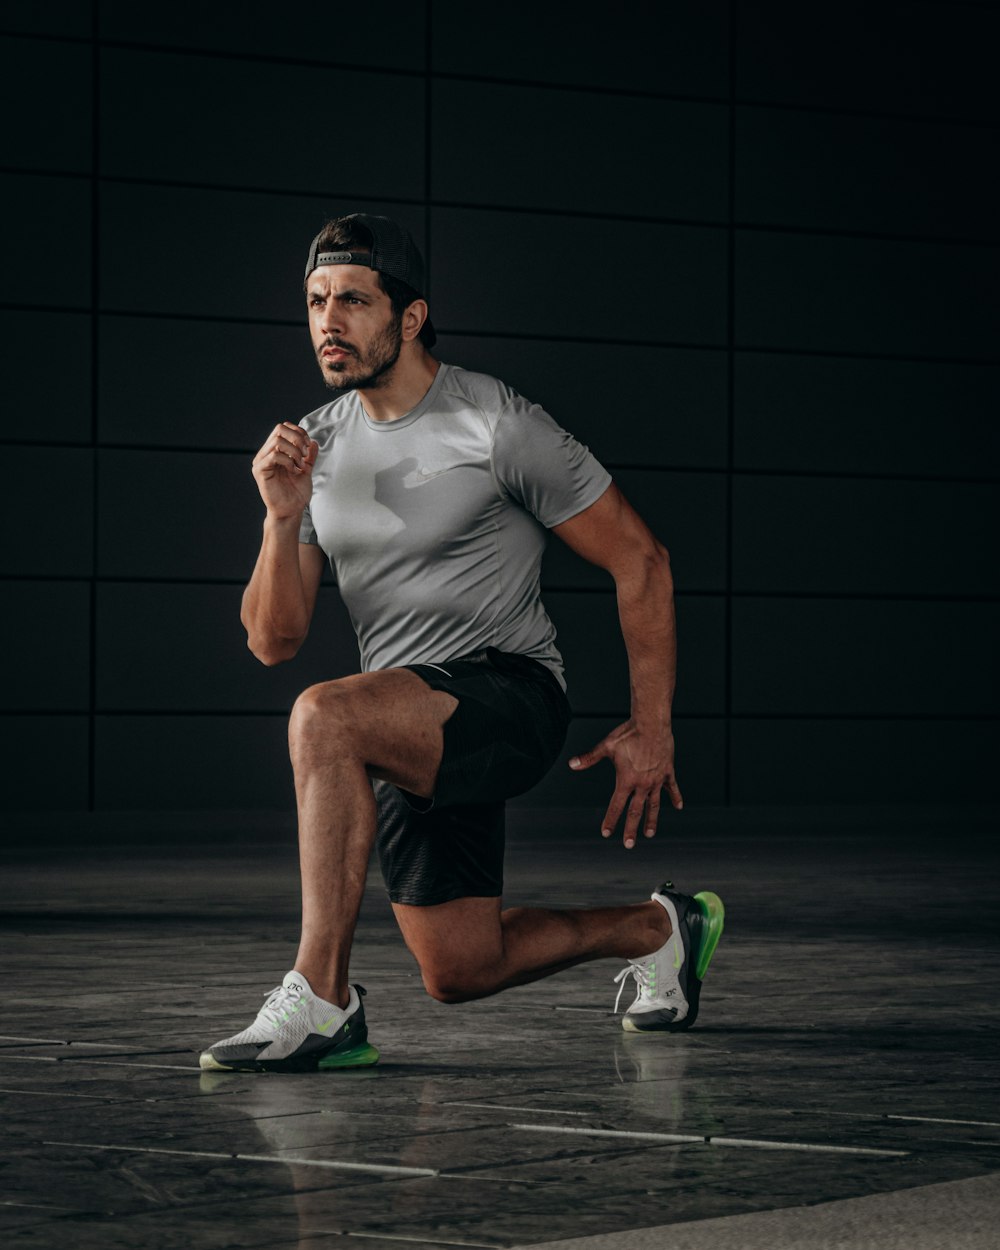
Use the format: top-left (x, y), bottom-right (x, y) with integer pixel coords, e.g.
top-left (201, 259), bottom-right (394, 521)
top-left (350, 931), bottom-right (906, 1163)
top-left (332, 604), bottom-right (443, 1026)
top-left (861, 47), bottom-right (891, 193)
top-left (356, 215), bottom-right (424, 293)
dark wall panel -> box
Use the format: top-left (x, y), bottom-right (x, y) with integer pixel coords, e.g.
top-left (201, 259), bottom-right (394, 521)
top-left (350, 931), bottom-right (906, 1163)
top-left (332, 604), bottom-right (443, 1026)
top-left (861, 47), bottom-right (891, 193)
top-left (99, 0), bottom-right (426, 70)
top-left (1, 449), bottom-right (93, 576)
top-left (736, 1), bottom-right (999, 121)
top-left (2, 582), bottom-right (90, 711)
top-left (2, 2), bottom-right (91, 37)
top-left (0, 716), bottom-right (89, 811)
top-left (95, 715), bottom-right (291, 808)
top-left (731, 718), bottom-right (998, 804)
top-left (3, 174), bottom-right (91, 308)
top-left (101, 49), bottom-right (425, 199)
top-left (733, 476), bottom-right (999, 596)
top-left (99, 316), bottom-right (325, 449)
top-left (5, 310), bottom-right (92, 443)
top-left (1, 37), bottom-right (91, 173)
top-left (433, 81), bottom-right (727, 221)
top-left (97, 450), bottom-right (260, 580)
top-left (435, 338), bottom-right (728, 470)
top-left (514, 716), bottom-right (727, 809)
top-left (737, 230), bottom-right (1000, 360)
top-left (734, 353), bottom-right (1000, 478)
top-left (733, 598), bottom-right (998, 716)
top-left (96, 584), bottom-right (358, 712)
top-left (99, 184), bottom-right (426, 321)
top-left (737, 106), bottom-right (999, 241)
top-left (547, 592), bottom-right (725, 717)
top-left (434, 0), bottom-right (729, 98)
top-left (432, 208), bottom-right (727, 344)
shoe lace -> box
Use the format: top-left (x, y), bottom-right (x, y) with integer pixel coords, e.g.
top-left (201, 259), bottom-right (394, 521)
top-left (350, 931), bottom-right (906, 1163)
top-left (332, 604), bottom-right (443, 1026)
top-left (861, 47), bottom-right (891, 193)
top-left (256, 984), bottom-right (305, 1031)
top-left (612, 959), bottom-right (654, 1014)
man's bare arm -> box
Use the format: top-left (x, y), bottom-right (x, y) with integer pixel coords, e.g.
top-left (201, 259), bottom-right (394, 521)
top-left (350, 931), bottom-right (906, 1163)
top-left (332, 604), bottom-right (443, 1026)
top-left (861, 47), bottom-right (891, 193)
top-left (551, 483), bottom-right (682, 847)
top-left (241, 422), bottom-right (323, 666)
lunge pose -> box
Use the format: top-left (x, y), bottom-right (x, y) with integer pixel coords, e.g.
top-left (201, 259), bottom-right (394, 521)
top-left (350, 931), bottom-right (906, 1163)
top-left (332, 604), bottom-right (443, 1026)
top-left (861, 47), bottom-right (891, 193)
top-left (200, 215), bottom-right (723, 1073)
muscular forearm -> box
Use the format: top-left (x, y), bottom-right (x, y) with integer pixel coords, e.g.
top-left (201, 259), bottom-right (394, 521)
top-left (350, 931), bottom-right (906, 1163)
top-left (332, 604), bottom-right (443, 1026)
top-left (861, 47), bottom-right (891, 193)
top-left (241, 514), bottom-right (311, 665)
top-left (614, 542), bottom-right (676, 731)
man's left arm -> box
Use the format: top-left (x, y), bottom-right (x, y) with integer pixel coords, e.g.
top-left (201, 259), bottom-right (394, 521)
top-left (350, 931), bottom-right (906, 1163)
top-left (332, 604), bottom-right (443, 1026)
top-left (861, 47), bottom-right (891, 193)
top-left (552, 483), bottom-right (683, 848)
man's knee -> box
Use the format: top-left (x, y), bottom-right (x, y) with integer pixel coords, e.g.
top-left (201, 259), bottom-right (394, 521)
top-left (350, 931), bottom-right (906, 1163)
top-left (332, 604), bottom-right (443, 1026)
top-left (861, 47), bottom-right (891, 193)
top-left (288, 680), bottom-right (356, 758)
top-left (418, 955), bottom-right (491, 1004)
top-left (421, 970), bottom-right (479, 1005)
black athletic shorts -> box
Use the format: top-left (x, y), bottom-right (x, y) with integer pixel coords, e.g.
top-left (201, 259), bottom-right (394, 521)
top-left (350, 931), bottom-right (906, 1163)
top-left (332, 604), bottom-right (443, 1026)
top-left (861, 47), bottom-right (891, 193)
top-left (373, 647), bottom-right (572, 907)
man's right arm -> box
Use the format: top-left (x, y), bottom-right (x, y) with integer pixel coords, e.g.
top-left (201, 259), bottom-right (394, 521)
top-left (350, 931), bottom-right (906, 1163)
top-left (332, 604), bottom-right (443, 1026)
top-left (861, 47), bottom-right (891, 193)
top-left (241, 422), bottom-right (323, 666)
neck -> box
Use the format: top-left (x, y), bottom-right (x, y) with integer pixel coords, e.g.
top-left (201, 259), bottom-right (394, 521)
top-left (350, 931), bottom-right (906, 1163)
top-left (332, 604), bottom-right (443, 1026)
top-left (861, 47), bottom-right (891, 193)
top-left (359, 347), bottom-right (440, 422)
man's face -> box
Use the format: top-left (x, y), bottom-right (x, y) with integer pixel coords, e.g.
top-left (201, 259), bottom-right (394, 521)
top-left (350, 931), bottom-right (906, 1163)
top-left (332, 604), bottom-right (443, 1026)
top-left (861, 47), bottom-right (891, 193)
top-left (307, 262), bottom-right (402, 392)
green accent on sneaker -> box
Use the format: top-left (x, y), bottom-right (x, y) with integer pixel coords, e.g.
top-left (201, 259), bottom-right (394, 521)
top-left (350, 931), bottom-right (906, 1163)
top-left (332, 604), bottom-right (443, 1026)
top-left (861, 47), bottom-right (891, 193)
top-left (692, 891), bottom-right (725, 981)
top-left (317, 1041), bottom-right (380, 1070)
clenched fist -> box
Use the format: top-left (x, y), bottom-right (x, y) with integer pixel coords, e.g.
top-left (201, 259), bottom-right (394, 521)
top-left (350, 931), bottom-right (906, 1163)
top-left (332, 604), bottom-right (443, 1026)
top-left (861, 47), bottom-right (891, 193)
top-left (251, 422), bottom-right (319, 519)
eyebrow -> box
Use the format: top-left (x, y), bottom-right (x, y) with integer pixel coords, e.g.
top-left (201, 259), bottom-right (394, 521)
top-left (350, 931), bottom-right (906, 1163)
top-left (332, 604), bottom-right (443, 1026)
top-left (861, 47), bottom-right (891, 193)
top-left (308, 287), bottom-right (372, 301)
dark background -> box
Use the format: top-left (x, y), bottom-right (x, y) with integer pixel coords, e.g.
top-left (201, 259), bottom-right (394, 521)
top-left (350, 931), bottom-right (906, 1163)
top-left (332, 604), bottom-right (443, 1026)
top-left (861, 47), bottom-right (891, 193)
top-left (2, 1), bottom-right (997, 817)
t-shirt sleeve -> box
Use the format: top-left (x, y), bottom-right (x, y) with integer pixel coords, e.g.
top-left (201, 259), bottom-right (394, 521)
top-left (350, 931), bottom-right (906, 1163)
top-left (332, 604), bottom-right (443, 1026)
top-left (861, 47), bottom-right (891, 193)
top-left (491, 396), bottom-right (612, 528)
top-left (297, 412), bottom-right (320, 546)
top-left (299, 503), bottom-right (319, 546)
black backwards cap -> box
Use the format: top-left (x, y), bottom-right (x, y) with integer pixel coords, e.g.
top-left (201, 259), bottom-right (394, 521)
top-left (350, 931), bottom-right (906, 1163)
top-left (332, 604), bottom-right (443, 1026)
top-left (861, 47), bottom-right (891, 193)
top-left (304, 213), bottom-right (434, 346)
top-left (304, 213), bottom-right (426, 292)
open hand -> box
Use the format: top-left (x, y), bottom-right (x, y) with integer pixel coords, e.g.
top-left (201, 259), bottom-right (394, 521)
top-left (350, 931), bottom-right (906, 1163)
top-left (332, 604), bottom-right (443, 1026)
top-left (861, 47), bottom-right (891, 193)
top-left (569, 720), bottom-right (683, 848)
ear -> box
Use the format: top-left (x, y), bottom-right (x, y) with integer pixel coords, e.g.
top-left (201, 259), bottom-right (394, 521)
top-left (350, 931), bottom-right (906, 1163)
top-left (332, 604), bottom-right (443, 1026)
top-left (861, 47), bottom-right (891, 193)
top-left (401, 298), bottom-right (429, 343)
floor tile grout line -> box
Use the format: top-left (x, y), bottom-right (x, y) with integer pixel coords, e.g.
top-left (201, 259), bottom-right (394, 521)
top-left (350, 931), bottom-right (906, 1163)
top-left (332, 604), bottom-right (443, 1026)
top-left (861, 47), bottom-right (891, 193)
top-left (0, 1088), bottom-right (112, 1099)
top-left (439, 1102), bottom-right (589, 1117)
top-left (43, 1140), bottom-right (439, 1177)
top-left (0, 1035), bottom-right (193, 1055)
top-left (508, 1123), bottom-right (909, 1157)
top-left (1, 1199), bottom-right (84, 1212)
top-left (336, 1234), bottom-right (497, 1249)
top-left (7, 1056), bottom-right (200, 1071)
top-left (888, 1114), bottom-right (1000, 1128)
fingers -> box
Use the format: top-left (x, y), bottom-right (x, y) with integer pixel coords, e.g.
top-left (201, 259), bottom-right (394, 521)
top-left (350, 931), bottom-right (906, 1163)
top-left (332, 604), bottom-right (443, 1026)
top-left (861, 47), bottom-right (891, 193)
top-left (603, 783), bottom-right (677, 848)
top-left (254, 424), bottom-right (315, 477)
top-left (568, 743), bottom-right (607, 771)
top-left (602, 788), bottom-right (651, 849)
top-left (600, 787), bottom-right (628, 842)
top-left (621, 789), bottom-right (646, 850)
top-left (644, 790), bottom-right (661, 839)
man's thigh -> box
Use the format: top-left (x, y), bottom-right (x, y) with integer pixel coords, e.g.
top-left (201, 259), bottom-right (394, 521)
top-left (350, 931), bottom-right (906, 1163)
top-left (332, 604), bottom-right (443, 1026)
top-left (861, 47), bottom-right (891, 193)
top-left (293, 668), bottom-right (457, 799)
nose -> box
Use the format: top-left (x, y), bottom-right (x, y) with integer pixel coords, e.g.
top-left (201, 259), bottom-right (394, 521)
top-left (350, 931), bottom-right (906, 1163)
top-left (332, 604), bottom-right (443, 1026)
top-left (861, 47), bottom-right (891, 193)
top-left (318, 300), bottom-right (344, 337)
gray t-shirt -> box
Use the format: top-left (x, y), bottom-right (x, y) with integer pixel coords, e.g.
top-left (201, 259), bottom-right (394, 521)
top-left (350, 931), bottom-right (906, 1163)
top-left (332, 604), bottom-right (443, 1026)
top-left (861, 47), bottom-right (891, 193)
top-left (298, 363), bottom-right (612, 688)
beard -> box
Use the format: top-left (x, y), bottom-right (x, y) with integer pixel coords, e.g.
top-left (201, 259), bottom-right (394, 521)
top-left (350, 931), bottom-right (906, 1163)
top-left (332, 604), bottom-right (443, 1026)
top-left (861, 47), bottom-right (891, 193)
top-left (318, 312), bottom-right (403, 393)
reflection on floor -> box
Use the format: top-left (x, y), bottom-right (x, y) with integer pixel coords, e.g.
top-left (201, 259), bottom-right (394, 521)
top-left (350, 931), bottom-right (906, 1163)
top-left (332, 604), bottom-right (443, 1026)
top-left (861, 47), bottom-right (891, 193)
top-left (2, 805), bottom-right (998, 1249)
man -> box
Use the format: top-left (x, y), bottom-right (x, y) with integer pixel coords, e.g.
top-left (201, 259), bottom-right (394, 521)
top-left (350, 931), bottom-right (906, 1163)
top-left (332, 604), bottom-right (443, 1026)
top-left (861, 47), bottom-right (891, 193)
top-left (200, 214), bottom-right (723, 1073)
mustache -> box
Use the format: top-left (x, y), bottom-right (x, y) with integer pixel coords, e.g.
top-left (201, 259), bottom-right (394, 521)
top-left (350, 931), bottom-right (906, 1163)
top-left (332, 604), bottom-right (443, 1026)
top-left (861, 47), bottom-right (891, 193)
top-left (319, 337), bottom-right (356, 356)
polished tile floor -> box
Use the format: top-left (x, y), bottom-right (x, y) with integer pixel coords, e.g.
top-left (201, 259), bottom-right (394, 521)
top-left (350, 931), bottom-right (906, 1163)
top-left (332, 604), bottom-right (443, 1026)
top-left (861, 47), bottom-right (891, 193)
top-left (2, 806), bottom-right (999, 1249)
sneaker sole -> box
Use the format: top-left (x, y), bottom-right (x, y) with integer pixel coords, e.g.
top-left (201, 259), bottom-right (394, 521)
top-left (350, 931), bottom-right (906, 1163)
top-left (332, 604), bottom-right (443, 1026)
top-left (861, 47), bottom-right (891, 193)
top-left (622, 890), bottom-right (725, 1035)
top-left (692, 890), bottom-right (725, 980)
top-left (199, 1040), bottom-right (380, 1073)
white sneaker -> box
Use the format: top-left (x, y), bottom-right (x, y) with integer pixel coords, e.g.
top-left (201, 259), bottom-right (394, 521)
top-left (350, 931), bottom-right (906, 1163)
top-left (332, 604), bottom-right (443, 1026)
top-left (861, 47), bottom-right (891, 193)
top-left (199, 971), bottom-right (379, 1072)
top-left (613, 883), bottom-right (724, 1033)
